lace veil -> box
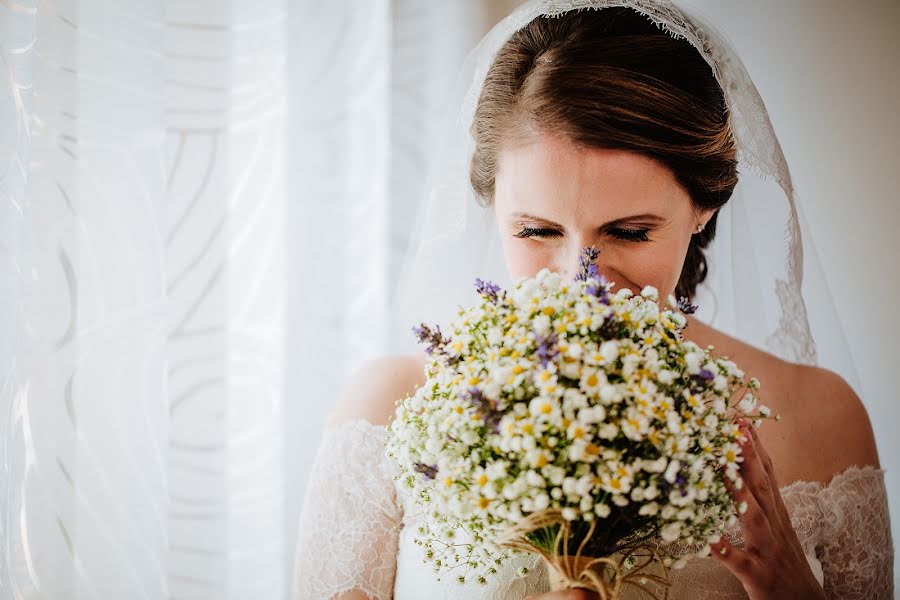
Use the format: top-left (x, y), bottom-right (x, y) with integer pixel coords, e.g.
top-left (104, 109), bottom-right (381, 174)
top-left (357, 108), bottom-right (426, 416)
top-left (387, 0), bottom-right (860, 393)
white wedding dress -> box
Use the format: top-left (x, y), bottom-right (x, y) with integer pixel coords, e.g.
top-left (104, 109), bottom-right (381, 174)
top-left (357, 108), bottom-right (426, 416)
top-left (291, 419), bottom-right (894, 600)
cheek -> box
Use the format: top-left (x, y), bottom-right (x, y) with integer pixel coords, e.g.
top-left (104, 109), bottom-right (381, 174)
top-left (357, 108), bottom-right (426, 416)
top-left (616, 238), bottom-right (690, 298)
top-left (501, 238), bottom-right (551, 279)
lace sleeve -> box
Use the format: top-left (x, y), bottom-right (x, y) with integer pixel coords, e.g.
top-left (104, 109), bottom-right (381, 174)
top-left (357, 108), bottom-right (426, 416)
top-left (291, 419), bottom-right (402, 600)
top-left (818, 466), bottom-right (894, 599)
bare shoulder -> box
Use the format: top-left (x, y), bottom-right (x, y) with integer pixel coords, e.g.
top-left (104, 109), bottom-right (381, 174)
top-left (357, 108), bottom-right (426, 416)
top-left (685, 319), bottom-right (881, 482)
top-left (326, 353), bottom-right (428, 428)
top-left (792, 364), bottom-right (881, 474)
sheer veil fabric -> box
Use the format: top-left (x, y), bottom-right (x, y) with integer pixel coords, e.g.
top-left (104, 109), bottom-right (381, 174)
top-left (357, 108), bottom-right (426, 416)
top-left (387, 0), bottom-right (861, 395)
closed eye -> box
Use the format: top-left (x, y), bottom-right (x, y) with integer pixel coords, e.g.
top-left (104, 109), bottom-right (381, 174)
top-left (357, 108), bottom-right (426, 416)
top-left (608, 227), bottom-right (650, 242)
top-left (513, 226), bottom-right (562, 239)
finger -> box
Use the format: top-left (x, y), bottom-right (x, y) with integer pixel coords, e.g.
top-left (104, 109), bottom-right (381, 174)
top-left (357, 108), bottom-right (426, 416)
top-left (746, 421), bottom-right (790, 520)
top-left (709, 535), bottom-right (759, 583)
top-left (736, 420), bottom-right (777, 517)
top-left (721, 457), bottom-right (773, 554)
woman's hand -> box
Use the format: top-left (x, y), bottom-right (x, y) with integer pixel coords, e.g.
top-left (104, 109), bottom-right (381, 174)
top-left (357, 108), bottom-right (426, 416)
top-left (709, 419), bottom-right (826, 599)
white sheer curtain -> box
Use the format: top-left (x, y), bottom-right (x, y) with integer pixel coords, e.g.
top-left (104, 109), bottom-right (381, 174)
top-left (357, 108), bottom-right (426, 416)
top-left (0, 1), bottom-right (492, 598)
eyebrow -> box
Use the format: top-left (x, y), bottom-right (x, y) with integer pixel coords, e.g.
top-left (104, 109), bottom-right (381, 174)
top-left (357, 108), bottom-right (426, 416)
top-left (508, 211), bottom-right (666, 229)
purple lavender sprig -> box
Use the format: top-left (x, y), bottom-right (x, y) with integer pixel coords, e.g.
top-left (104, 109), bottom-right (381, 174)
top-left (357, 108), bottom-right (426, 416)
top-left (412, 322), bottom-right (463, 365)
top-left (412, 323), bottom-right (449, 356)
top-left (413, 462), bottom-right (438, 480)
top-left (677, 296), bottom-right (699, 315)
top-left (574, 246), bottom-right (601, 282)
top-left (688, 367), bottom-right (716, 392)
top-left (463, 387), bottom-right (502, 434)
top-left (474, 277), bottom-right (503, 303)
top-left (586, 275), bottom-right (611, 305)
top-left (574, 246), bottom-right (611, 304)
top-left (535, 331), bottom-right (559, 368)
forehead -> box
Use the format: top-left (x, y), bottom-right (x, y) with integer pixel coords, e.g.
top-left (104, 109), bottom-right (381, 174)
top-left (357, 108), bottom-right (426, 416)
top-left (494, 133), bottom-right (688, 218)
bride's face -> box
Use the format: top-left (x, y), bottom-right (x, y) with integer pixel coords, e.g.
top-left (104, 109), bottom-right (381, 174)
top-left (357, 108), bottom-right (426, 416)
top-left (493, 132), bottom-right (711, 301)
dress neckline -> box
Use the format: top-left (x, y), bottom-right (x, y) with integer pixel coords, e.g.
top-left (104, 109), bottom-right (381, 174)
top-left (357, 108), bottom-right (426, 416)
top-left (778, 463), bottom-right (886, 495)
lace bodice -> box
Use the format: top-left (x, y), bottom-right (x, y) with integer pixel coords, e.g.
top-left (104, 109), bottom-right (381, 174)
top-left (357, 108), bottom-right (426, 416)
top-left (291, 420), bottom-right (894, 600)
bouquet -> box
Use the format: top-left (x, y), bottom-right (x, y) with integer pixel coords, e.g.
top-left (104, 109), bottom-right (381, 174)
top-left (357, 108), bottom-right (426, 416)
top-left (385, 247), bottom-right (776, 598)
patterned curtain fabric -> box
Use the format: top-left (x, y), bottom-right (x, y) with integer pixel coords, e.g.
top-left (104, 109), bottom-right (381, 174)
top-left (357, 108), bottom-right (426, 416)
top-left (0, 1), bottom-right (492, 597)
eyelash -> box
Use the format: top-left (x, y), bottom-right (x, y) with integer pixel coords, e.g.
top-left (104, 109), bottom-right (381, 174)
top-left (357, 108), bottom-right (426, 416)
top-left (514, 226), bottom-right (651, 242)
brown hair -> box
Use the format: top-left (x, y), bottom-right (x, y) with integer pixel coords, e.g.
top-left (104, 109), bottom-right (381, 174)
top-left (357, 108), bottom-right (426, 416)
top-left (469, 7), bottom-right (738, 300)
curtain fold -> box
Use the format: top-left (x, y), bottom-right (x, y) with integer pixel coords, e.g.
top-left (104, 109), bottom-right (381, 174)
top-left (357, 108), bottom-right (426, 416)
top-left (0, 0), bottom-right (491, 597)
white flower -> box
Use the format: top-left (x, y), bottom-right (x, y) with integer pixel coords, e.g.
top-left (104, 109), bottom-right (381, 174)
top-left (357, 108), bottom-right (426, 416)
top-left (657, 369), bottom-right (677, 385)
top-left (664, 459), bottom-right (681, 484)
top-left (638, 502), bottom-right (659, 516)
top-left (640, 285), bottom-right (659, 301)
top-left (646, 456), bottom-right (668, 474)
top-left (713, 375), bottom-right (727, 391)
top-left (684, 352), bottom-right (702, 373)
top-left (737, 393), bottom-right (757, 413)
top-left (599, 384), bottom-right (620, 405)
top-left (580, 368), bottom-right (605, 394)
top-left (533, 314), bottom-right (552, 337)
top-left (577, 405), bottom-right (606, 425)
top-left (598, 423), bottom-right (618, 440)
top-left (599, 340), bottom-right (620, 363)
top-left (719, 442), bottom-right (743, 469)
top-left (660, 522), bottom-right (682, 543)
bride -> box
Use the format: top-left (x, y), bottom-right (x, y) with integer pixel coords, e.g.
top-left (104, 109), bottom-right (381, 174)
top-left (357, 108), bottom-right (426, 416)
top-left (292, 1), bottom-right (894, 599)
